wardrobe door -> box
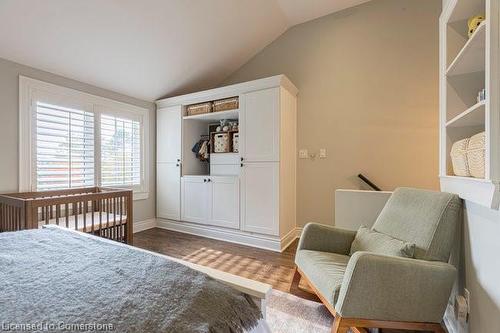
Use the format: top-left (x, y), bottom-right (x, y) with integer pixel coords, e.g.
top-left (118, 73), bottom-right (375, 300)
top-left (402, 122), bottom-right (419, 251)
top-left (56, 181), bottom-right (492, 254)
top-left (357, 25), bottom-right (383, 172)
top-left (157, 105), bottom-right (181, 164)
top-left (157, 163), bottom-right (181, 220)
top-left (240, 162), bottom-right (279, 236)
top-left (181, 176), bottom-right (210, 224)
top-left (240, 88), bottom-right (280, 162)
top-left (209, 176), bottom-right (239, 229)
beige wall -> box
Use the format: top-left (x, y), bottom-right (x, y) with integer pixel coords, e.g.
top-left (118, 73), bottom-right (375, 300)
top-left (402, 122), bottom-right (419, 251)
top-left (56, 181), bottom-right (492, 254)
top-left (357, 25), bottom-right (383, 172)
top-left (0, 57), bottom-right (156, 223)
top-left (223, 0), bottom-right (442, 227)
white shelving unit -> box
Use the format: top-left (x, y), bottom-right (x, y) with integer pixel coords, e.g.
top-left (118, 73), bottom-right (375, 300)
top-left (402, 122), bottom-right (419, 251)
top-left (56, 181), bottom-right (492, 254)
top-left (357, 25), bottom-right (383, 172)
top-left (440, 0), bottom-right (500, 209)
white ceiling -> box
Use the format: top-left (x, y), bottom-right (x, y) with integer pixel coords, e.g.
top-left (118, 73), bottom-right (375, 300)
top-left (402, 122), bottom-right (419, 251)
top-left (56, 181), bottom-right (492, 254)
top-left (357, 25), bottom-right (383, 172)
top-left (0, 0), bottom-right (371, 101)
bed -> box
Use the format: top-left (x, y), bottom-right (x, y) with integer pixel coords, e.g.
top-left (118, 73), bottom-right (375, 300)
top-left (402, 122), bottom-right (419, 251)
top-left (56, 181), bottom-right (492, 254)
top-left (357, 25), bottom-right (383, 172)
top-left (0, 226), bottom-right (272, 333)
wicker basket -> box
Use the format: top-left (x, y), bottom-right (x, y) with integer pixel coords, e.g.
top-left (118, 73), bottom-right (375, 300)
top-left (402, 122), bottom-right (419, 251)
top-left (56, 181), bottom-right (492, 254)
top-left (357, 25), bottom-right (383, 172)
top-left (467, 132), bottom-right (485, 178)
top-left (232, 133), bottom-right (239, 153)
top-left (450, 138), bottom-right (470, 177)
top-left (213, 97), bottom-right (239, 112)
top-left (213, 133), bottom-right (231, 153)
top-left (187, 102), bottom-right (212, 116)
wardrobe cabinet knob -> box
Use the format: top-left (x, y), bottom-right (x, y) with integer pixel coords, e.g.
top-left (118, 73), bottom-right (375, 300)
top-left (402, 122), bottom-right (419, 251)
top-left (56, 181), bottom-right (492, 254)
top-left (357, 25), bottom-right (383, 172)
top-left (176, 164), bottom-right (180, 167)
top-left (207, 179), bottom-right (211, 182)
top-left (203, 179), bottom-right (207, 183)
top-left (240, 163), bottom-right (244, 167)
top-left (240, 157), bottom-right (244, 162)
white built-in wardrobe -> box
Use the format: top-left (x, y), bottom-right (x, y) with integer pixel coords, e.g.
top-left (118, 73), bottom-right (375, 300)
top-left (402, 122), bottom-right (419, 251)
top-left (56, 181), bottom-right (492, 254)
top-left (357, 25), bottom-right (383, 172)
top-left (156, 75), bottom-right (298, 251)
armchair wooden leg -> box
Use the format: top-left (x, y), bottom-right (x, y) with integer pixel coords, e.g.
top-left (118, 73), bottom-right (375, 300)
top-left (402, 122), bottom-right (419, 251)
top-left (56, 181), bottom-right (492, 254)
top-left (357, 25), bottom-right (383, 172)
top-left (289, 266), bottom-right (301, 293)
top-left (331, 316), bottom-right (349, 333)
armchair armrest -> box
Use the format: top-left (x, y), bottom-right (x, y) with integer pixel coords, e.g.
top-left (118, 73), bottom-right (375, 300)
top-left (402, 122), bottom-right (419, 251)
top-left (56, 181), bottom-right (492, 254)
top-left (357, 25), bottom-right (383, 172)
top-left (297, 223), bottom-right (356, 255)
top-left (335, 251), bottom-right (456, 323)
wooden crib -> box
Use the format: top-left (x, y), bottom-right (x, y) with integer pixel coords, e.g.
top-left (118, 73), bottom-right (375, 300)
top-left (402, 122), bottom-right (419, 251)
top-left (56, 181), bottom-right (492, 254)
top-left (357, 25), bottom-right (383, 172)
top-left (0, 187), bottom-right (133, 244)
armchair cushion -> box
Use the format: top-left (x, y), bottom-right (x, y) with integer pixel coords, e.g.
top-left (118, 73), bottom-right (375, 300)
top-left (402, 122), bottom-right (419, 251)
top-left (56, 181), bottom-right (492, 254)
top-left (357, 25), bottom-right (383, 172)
top-left (295, 249), bottom-right (350, 306)
top-left (335, 251), bottom-right (456, 323)
top-left (349, 226), bottom-right (415, 258)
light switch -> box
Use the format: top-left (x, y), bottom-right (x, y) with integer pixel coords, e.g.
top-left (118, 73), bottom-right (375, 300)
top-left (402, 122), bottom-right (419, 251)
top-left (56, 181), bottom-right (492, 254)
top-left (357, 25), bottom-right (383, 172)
top-left (319, 148), bottom-right (327, 158)
top-left (299, 149), bottom-right (308, 159)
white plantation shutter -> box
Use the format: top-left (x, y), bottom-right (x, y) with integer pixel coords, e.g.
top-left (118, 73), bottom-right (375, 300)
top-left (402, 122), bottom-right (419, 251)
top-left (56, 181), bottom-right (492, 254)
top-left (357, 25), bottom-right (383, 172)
top-left (35, 102), bottom-right (95, 191)
top-left (100, 114), bottom-right (141, 187)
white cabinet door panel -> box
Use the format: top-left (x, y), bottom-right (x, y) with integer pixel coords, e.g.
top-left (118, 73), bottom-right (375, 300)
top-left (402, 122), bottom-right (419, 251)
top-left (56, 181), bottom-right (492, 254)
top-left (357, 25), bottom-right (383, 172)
top-left (240, 88), bottom-right (280, 162)
top-left (241, 162), bottom-right (279, 236)
top-left (157, 106), bottom-right (181, 163)
top-left (209, 176), bottom-right (239, 229)
top-left (181, 176), bottom-right (210, 224)
top-left (157, 163), bottom-right (181, 220)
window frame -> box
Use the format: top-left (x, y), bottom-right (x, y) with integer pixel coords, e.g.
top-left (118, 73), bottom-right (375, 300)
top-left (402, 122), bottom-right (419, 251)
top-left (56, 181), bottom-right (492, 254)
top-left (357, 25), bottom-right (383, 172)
top-left (19, 76), bottom-right (150, 200)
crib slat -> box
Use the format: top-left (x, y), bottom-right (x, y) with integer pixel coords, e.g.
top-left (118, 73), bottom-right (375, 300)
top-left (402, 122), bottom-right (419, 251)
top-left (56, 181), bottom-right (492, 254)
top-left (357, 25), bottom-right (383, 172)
top-left (74, 202), bottom-right (78, 230)
top-left (83, 200), bottom-right (87, 232)
top-left (65, 203), bottom-right (69, 228)
top-left (106, 198), bottom-right (110, 239)
top-left (45, 206), bottom-right (49, 225)
top-left (113, 197), bottom-right (117, 241)
top-left (91, 200), bottom-right (95, 233)
top-left (118, 197), bottom-right (123, 242)
top-left (99, 199), bottom-right (103, 237)
top-left (55, 205), bottom-right (61, 226)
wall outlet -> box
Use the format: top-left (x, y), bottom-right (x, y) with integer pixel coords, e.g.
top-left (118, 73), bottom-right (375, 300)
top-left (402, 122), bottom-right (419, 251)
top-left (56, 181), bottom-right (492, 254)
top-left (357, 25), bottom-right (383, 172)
top-left (455, 295), bottom-right (468, 324)
top-left (299, 149), bottom-right (308, 159)
top-left (319, 148), bottom-right (327, 158)
top-left (464, 288), bottom-right (471, 314)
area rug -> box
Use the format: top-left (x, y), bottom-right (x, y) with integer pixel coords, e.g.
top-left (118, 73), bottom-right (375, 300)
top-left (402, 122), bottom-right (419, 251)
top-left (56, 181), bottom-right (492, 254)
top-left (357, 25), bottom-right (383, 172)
top-left (266, 289), bottom-right (333, 333)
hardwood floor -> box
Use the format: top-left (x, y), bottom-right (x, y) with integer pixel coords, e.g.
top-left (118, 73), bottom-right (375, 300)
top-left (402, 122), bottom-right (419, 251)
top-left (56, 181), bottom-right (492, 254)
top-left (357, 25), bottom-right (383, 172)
top-left (133, 227), bottom-right (319, 301)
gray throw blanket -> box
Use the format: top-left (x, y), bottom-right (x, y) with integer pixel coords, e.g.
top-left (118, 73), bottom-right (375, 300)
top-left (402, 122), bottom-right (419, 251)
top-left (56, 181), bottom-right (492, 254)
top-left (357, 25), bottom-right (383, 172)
top-left (0, 228), bottom-right (262, 333)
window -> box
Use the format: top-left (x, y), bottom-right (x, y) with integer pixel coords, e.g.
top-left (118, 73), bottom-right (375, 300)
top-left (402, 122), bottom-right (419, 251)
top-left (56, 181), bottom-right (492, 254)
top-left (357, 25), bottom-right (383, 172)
top-left (36, 102), bottom-right (95, 191)
top-left (100, 115), bottom-right (141, 187)
top-left (20, 77), bottom-right (149, 200)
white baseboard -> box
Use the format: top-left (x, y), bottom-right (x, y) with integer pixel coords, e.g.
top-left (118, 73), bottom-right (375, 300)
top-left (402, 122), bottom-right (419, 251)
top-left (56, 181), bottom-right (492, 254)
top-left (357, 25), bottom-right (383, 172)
top-left (156, 218), bottom-right (302, 252)
top-left (280, 227), bottom-right (302, 251)
top-left (133, 218), bottom-right (157, 233)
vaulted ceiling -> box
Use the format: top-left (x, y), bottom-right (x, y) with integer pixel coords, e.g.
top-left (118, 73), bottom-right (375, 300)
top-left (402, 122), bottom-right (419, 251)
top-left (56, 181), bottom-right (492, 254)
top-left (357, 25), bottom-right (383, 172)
top-left (0, 0), bottom-right (371, 101)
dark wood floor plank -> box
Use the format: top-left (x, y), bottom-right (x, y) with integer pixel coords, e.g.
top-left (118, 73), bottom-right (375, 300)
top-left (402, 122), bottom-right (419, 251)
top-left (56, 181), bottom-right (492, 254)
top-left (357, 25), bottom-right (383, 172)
top-left (133, 227), bottom-right (319, 301)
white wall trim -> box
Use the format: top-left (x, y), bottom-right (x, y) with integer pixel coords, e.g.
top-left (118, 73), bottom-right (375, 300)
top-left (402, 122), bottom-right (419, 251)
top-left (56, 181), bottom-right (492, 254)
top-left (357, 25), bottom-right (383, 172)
top-left (156, 218), bottom-right (292, 252)
top-left (18, 75), bottom-right (150, 198)
top-left (280, 227), bottom-right (302, 251)
top-left (133, 218), bottom-right (157, 233)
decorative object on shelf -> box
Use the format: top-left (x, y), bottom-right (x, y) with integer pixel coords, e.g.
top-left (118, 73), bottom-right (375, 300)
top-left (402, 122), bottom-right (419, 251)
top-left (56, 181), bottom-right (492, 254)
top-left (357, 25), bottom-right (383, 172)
top-left (187, 102), bottom-right (212, 116)
top-left (467, 132), bottom-right (486, 178)
top-left (214, 133), bottom-right (230, 153)
top-left (213, 97), bottom-right (239, 112)
top-left (229, 121), bottom-right (239, 131)
top-left (450, 132), bottom-right (485, 178)
top-left (467, 15), bottom-right (485, 38)
top-left (450, 138), bottom-right (471, 177)
top-left (477, 88), bottom-right (486, 103)
top-left (233, 133), bottom-right (239, 153)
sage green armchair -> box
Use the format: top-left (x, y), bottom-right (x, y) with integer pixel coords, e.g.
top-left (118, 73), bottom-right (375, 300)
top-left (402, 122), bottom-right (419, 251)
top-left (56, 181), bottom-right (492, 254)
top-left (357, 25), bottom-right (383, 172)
top-left (291, 187), bottom-right (462, 333)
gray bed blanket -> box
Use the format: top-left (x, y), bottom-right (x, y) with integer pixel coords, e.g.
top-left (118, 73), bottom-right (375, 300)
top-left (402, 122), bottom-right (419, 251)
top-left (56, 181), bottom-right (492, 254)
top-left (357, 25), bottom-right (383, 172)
top-left (0, 228), bottom-right (262, 333)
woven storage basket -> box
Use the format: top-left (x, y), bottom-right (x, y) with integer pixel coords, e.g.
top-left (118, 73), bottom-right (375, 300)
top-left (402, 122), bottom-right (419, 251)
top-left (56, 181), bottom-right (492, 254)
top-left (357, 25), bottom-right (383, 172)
top-left (467, 131), bottom-right (486, 178)
top-left (450, 138), bottom-right (470, 177)
top-left (213, 133), bottom-right (230, 153)
top-left (187, 102), bottom-right (212, 116)
top-left (213, 97), bottom-right (239, 112)
top-left (232, 133), bottom-right (239, 153)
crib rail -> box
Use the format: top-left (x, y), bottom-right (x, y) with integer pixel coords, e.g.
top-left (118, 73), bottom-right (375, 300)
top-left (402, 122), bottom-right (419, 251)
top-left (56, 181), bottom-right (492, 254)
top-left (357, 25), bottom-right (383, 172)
top-left (0, 187), bottom-right (133, 244)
